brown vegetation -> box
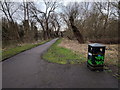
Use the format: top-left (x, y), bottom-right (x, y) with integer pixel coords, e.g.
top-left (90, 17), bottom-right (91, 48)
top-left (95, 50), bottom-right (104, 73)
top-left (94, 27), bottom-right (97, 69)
top-left (0, 0), bottom-right (119, 78)
top-left (1, 1), bottom-right (119, 66)
top-left (59, 38), bottom-right (118, 65)
top-left (1, 1), bottom-right (62, 49)
top-left (61, 2), bottom-right (119, 43)
top-left (90, 38), bottom-right (120, 44)
top-left (59, 38), bottom-right (119, 75)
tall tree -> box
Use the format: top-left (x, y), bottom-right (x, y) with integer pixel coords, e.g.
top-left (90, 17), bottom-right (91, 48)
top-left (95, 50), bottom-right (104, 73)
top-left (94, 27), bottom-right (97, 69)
top-left (22, 0), bottom-right (31, 42)
top-left (0, 1), bottom-right (20, 41)
top-left (29, 0), bottom-right (58, 40)
top-left (62, 2), bottom-right (84, 43)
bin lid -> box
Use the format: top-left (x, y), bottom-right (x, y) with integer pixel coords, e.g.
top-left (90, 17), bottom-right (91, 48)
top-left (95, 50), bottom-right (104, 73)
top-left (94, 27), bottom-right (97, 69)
top-left (89, 43), bottom-right (106, 47)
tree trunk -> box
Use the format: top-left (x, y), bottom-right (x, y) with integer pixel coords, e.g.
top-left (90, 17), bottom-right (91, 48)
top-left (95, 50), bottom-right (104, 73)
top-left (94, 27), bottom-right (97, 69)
top-left (23, 20), bottom-right (29, 42)
top-left (69, 16), bottom-right (84, 43)
top-left (71, 25), bottom-right (84, 43)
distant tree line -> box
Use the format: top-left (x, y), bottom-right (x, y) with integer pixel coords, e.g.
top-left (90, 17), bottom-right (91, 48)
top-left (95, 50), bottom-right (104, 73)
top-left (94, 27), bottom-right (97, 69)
top-left (61, 1), bottom-right (119, 44)
top-left (0, 1), bottom-right (119, 48)
top-left (0, 1), bottom-right (63, 48)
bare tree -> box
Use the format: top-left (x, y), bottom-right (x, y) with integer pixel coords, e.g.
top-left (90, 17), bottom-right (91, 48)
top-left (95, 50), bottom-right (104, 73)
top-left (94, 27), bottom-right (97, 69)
top-left (22, 1), bottom-right (31, 42)
top-left (0, 1), bottom-right (20, 41)
top-left (62, 2), bottom-right (84, 43)
top-left (29, 0), bottom-right (58, 40)
top-left (94, 1), bottom-right (118, 37)
top-left (50, 13), bottom-right (61, 37)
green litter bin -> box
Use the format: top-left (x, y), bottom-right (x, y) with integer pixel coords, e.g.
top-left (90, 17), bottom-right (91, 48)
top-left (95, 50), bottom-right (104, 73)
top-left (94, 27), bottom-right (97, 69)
top-left (87, 43), bottom-right (106, 71)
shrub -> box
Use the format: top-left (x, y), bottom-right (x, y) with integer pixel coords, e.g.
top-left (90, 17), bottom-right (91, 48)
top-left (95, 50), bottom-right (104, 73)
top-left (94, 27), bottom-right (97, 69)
top-left (89, 38), bottom-right (120, 44)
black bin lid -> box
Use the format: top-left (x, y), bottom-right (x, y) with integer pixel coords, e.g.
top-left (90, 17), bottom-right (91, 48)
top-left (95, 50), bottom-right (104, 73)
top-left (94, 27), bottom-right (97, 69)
top-left (88, 43), bottom-right (106, 47)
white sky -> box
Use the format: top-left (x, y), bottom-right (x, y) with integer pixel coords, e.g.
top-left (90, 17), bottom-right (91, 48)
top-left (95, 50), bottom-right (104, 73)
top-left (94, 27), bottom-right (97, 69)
top-left (0, 0), bottom-right (119, 31)
top-left (0, 0), bottom-right (119, 2)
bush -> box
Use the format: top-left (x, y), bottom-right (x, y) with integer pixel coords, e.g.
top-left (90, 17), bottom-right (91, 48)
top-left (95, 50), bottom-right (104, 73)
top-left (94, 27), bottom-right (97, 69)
top-left (89, 38), bottom-right (120, 44)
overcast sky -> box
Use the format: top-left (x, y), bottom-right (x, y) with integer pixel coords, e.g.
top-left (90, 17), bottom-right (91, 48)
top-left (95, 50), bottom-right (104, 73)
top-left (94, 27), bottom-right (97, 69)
top-left (0, 0), bottom-right (119, 2)
top-left (0, 0), bottom-right (119, 31)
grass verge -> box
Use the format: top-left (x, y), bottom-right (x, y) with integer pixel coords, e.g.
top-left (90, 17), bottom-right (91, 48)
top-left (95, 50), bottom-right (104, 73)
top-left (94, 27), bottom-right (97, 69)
top-left (2, 39), bottom-right (51, 61)
top-left (42, 39), bottom-right (86, 64)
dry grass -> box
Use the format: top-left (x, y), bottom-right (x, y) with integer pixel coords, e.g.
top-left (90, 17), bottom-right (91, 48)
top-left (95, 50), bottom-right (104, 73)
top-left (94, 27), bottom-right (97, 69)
top-left (104, 45), bottom-right (118, 66)
top-left (58, 38), bottom-right (88, 58)
top-left (59, 38), bottom-right (120, 78)
top-left (59, 38), bottom-right (119, 66)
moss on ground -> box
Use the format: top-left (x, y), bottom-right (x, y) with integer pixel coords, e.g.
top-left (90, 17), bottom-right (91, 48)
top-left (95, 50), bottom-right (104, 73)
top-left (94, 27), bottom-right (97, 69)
top-left (42, 39), bottom-right (86, 64)
top-left (2, 40), bottom-right (51, 61)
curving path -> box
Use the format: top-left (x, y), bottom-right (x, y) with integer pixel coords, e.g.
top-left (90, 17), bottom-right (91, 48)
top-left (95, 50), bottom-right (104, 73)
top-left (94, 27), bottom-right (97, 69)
top-left (2, 38), bottom-right (118, 88)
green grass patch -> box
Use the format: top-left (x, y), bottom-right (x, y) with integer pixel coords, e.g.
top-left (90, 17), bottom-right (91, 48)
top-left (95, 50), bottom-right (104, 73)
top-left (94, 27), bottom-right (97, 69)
top-left (42, 39), bottom-right (86, 64)
top-left (1, 39), bottom-right (51, 61)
